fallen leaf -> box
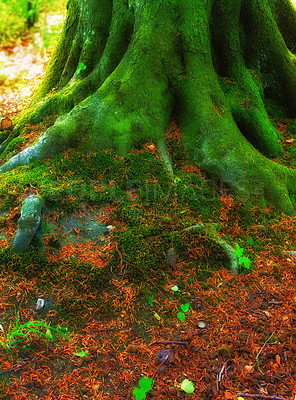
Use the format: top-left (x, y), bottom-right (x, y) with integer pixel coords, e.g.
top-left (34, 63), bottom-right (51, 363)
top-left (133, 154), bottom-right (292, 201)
top-left (153, 312), bottom-right (161, 321)
top-left (224, 391), bottom-right (233, 399)
top-left (244, 365), bottom-right (254, 373)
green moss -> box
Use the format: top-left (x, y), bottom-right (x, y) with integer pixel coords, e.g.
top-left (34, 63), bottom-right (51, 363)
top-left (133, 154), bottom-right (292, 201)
top-left (1, 137), bottom-right (25, 159)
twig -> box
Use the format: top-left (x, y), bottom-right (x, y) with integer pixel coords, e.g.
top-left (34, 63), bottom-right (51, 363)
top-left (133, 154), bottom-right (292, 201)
top-left (216, 360), bottom-right (228, 391)
top-left (282, 250), bottom-right (296, 257)
top-left (237, 394), bottom-right (288, 400)
top-left (267, 301), bottom-right (283, 306)
top-left (151, 340), bottom-right (188, 345)
top-left (256, 330), bottom-right (276, 373)
top-left (0, 358), bottom-right (30, 375)
top-left (152, 354), bottom-right (169, 379)
top-left (262, 373), bottom-right (292, 388)
top-left (256, 330), bottom-right (276, 360)
top-left (241, 310), bottom-right (267, 317)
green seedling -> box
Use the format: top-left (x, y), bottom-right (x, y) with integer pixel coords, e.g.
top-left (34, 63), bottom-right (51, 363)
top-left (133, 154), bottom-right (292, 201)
top-left (0, 313), bottom-right (69, 352)
top-left (234, 243), bottom-right (251, 270)
top-left (177, 302), bottom-right (190, 322)
top-left (181, 378), bottom-right (195, 393)
top-left (133, 376), bottom-right (153, 400)
top-left (77, 62), bottom-right (87, 75)
top-left (74, 350), bottom-right (89, 358)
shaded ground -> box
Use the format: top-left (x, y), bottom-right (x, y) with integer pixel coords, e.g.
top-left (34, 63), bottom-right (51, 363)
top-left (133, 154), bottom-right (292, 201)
top-left (0, 19), bottom-right (296, 400)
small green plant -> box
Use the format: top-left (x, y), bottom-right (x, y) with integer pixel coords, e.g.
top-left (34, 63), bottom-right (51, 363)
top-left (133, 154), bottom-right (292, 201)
top-left (0, 313), bottom-right (69, 352)
top-left (177, 302), bottom-right (190, 322)
top-left (132, 376), bottom-right (153, 399)
top-left (234, 243), bottom-right (251, 270)
top-left (180, 378), bottom-right (195, 393)
top-left (77, 62), bottom-right (87, 75)
top-left (74, 350), bottom-right (89, 358)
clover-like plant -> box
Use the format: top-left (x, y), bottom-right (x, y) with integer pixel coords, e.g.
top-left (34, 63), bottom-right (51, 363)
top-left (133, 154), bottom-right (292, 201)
top-left (133, 376), bottom-right (153, 400)
top-left (177, 302), bottom-right (190, 322)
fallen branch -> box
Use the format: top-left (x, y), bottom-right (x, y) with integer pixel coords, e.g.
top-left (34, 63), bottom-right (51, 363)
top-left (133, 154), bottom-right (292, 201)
top-left (184, 222), bottom-right (239, 275)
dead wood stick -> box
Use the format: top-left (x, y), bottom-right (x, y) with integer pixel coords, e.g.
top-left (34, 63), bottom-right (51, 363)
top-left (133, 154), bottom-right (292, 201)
top-left (241, 309), bottom-right (267, 317)
top-left (0, 358), bottom-right (30, 375)
top-left (152, 340), bottom-right (189, 345)
top-left (152, 354), bottom-right (169, 379)
top-left (262, 373), bottom-right (291, 388)
top-left (256, 330), bottom-right (276, 360)
top-left (216, 360), bottom-right (228, 391)
top-left (237, 394), bottom-right (288, 400)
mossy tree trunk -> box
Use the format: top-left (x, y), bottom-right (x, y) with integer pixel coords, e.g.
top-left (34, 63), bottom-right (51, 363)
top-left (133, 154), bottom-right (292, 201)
top-left (1, 0), bottom-right (296, 214)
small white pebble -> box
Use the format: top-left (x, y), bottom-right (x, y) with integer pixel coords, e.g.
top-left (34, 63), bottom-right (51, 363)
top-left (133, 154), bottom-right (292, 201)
top-left (197, 321), bottom-right (206, 329)
top-left (36, 298), bottom-right (45, 311)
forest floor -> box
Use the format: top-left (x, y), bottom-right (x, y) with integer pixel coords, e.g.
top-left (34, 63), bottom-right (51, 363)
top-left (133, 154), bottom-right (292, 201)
top-left (0, 22), bottom-right (296, 400)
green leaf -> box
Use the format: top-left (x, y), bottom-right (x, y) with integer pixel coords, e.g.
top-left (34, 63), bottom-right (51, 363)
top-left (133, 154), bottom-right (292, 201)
top-left (147, 296), bottom-right (153, 305)
top-left (180, 303), bottom-right (190, 312)
top-left (77, 62), bottom-right (87, 74)
top-left (177, 312), bottom-right (186, 322)
top-left (74, 351), bottom-right (89, 358)
top-left (78, 62), bottom-right (86, 70)
top-left (153, 312), bottom-right (161, 321)
top-left (171, 285), bottom-right (179, 292)
top-left (132, 387), bottom-right (146, 400)
top-left (138, 377), bottom-right (153, 392)
top-left (181, 379), bottom-right (195, 393)
top-left (45, 328), bottom-right (53, 340)
top-left (239, 256), bottom-right (251, 269)
top-left (234, 243), bottom-right (244, 258)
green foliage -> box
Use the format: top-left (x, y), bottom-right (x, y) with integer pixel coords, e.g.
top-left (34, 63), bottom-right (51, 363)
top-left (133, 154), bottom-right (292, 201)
top-left (0, 312), bottom-right (69, 352)
top-left (77, 62), bottom-right (87, 75)
top-left (234, 243), bottom-right (251, 270)
top-left (74, 350), bottom-right (89, 358)
top-left (177, 302), bottom-right (190, 322)
top-left (180, 379), bottom-right (195, 393)
top-left (133, 377), bottom-right (153, 400)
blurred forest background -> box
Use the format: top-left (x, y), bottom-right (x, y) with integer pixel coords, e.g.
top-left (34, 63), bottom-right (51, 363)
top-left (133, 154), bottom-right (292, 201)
top-left (0, 0), bottom-right (65, 47)
top-left (0, 0), bottom-right (65, 118)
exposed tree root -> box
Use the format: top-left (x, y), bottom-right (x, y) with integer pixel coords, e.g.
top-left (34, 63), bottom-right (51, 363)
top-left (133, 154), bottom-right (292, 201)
top-left (184, 223), bottom-right (239, 276)
top-left (0, 0), bottom-right (296, 215)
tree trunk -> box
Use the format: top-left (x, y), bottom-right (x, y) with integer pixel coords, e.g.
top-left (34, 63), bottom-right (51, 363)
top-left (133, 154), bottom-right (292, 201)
top-left (1, 0), bottom-right (296, 214)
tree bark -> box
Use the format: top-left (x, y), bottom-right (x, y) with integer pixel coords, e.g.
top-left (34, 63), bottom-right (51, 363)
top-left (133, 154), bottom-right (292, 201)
top-left (0, 0), bottom-right (296, 214)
